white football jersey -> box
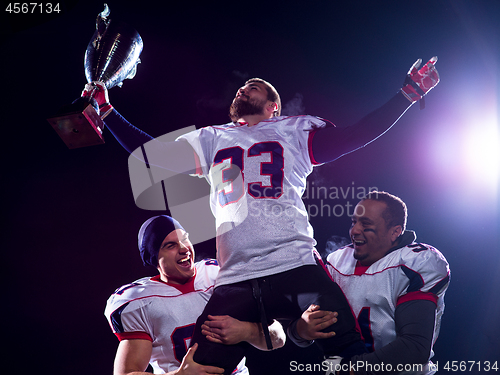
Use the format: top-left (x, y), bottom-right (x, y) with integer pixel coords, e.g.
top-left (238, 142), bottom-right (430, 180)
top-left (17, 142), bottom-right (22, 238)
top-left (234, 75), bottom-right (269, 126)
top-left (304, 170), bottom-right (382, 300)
top-left (104, 260), bottom-right (248, 374)
top-left (326, 239), bottom-right (450, 374)
top-left (178, 115), bottom-right (327, 286)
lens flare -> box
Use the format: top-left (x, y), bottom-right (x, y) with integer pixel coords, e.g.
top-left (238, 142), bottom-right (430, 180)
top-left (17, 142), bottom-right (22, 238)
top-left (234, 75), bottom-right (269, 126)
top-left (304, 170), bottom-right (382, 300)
top-left (462, 112), bottom-right (499, 196)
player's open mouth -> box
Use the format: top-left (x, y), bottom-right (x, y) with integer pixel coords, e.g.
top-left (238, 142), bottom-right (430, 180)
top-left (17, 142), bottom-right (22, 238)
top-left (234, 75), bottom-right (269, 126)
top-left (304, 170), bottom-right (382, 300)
top-left (353, 239), bottom-right (366, 246)
top-left (177, 256), bottom-right (191, 267)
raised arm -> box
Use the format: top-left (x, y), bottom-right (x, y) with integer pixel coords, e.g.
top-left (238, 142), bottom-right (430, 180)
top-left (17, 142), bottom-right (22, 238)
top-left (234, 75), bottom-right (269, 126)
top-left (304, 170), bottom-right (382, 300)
top-left (311, 57), bottom-right (439, 164)
top-left (114, 340), bottom-right (224, 375)
top-left (81, 82), bottom-right (198, 173)
top-left (105, 109), bottom-right (155, 153)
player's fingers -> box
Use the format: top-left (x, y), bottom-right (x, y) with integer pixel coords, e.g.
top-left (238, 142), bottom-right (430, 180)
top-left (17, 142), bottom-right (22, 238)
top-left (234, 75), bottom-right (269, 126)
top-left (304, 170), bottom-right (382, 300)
top-left (207, 314), bottom-right (230, 321)
top-left (420, 57), bottom-right (438, 74)
top-left (185, 342), bottom-right (197, 358)
top-left (201, 325), bottom-right (222, 338)
top-left (205, 334), bottom-right (223, 344)
top-left (202, 328), bottom-right (219, 340)
top-left (427, 56), bottom-right (438, 65)
top-left (321, 311), bottom-right (338, 322)
top-left (309, 310), bottom-right (336, 322)
top-left (203, 320), bottom-right (225, 331)
top-left (306, 304), bottom-right (320, 312)
top-left (313, 330), bottom-right (336, 339)
top-left (309, 310), bottom-right (333, 318)
top-left (201, 324), bottom-right (213, 332)
top-left (325, 316), bottom-right (338, 327)
top-left (315, 315), bottom-right (337, 330)
top-left (408, 58), bottom-right (422, 75)
top-left (202, 365), bottom-right (225, 374)
top-left (316, 318), bottom-right (337, 329)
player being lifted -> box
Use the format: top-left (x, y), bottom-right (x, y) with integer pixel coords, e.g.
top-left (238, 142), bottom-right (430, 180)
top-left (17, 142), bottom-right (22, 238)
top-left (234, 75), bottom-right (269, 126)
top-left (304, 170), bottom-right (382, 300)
top-left (88, 57), bottom-right (440, 374)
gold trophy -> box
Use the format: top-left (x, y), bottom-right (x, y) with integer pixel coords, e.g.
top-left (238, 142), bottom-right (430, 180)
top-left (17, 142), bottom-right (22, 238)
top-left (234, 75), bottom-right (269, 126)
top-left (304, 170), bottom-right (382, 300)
top-left (47, 4), bottom-right (143, 149)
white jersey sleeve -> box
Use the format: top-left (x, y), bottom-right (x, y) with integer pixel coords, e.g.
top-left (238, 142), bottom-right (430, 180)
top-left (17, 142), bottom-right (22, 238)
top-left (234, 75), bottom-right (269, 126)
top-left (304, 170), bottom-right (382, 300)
top-left (177, 116), bottom-right (327, 286)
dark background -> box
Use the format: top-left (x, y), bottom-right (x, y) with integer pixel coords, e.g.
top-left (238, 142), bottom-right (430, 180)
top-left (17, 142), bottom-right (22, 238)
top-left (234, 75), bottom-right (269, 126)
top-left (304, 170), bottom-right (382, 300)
top-left (2, 0), bottom-right (499, 373)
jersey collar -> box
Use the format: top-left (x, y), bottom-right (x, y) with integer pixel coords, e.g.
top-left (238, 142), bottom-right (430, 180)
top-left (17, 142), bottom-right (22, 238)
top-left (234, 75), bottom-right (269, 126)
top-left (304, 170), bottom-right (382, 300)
top-left (150, 268), bottom-right (197, 294)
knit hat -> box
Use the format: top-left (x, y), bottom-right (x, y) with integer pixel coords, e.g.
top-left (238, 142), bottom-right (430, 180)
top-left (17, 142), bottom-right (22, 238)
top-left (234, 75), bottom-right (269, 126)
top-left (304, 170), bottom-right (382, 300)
top-left (138, 215), bottom-right (185, 267)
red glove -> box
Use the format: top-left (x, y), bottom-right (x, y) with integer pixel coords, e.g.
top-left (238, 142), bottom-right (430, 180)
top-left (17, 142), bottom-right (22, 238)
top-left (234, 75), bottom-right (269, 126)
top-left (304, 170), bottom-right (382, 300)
top-left (401, 56), bottom-right (440, 106)
top-left (81, 81), bottom-right (113, 118)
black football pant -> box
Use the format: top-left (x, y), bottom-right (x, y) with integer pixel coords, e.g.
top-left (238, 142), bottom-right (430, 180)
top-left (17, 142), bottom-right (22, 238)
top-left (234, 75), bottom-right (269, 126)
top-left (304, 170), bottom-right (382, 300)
top-left (191, 264), bottom-right (364, 375)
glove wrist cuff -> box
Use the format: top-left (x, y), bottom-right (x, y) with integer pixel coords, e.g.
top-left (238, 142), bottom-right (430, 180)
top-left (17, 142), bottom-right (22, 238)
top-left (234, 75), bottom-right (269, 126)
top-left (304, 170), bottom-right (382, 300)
top-left (401, 87), bottom-right (418, 102)
top-left (99, 103), bottom-right (113, 119)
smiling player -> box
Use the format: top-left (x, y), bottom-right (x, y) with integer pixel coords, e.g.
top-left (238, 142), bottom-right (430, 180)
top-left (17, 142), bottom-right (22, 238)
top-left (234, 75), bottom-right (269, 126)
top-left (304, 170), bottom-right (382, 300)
top-left (104, 215), bottom-right (285, 375)
top-left (323, 192), bottom-right (450, 374)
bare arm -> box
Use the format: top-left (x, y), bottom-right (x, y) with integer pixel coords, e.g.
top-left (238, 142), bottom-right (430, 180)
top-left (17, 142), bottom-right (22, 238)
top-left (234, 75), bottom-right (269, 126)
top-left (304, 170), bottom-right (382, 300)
top-left (114, 340), bottom-right (224, 375)
top-left (311, 93), bottom-right (412, 164)
top-left (311, 57), bottom-right (440, 165)
top-left (113, 339), bottom-right (152, 375)
top-left (105, 109), bottom-right (199, 174)
top-left (201, 315), bottom-right (286, 351)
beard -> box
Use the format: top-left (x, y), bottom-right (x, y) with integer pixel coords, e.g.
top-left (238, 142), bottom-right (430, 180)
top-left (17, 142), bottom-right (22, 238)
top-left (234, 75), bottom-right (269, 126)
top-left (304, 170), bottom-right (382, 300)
top-left (353, 250), bottom-right (369, 262)
top-left (229, 96), bottom-right (267, 122)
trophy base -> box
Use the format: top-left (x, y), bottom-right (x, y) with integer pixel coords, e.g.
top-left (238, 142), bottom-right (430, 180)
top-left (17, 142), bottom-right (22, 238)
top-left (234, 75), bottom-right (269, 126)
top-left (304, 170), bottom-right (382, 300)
top-left (47, 98), bottom-right (105, 149)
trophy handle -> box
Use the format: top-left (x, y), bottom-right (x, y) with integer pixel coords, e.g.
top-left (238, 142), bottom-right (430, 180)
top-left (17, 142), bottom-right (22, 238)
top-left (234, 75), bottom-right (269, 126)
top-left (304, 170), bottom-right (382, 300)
top-left (91, 4), bottom-right (110, 51)
top-left (47, 5), bottom-right (143, 149)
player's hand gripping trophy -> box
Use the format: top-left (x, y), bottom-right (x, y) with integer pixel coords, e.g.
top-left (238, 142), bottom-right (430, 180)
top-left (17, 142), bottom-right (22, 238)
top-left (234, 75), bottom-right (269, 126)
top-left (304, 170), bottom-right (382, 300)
top-left (47, 4), bottom-right (142, 149)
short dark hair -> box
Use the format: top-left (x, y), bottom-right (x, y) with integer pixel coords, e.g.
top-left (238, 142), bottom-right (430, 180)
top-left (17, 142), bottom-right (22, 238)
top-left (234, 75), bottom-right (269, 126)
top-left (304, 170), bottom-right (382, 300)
top-left (361, 191), bottom-right (407, 231)
top-left (245, 78), bottom-right (281, 117)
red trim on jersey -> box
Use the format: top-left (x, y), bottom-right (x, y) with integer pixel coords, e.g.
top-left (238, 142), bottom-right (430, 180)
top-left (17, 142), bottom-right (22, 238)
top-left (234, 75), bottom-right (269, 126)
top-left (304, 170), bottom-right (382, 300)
top-left (307, 129), bottom-right (321, 165)
top-left (354, 262), bottom-right (370, 275)
top-left (150, 270), bottom-right (197, 294)
top-left (115, 331), bottom-right (152, 342)
top-left (170, 277), bottom-right (196, 294)
top-left (330, 261), bottom-right (416, 278)
top-left (314, 250), bottom-right (364, 339)
top-left (397, 290), bottom-right (438, 307)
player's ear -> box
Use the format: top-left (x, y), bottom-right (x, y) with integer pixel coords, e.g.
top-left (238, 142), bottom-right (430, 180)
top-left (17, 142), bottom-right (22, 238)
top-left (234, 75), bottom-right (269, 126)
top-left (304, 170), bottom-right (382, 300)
top-left (267, 102), bottom-right (278, 116)
top-left (390, 225), bottom-right (403, 242)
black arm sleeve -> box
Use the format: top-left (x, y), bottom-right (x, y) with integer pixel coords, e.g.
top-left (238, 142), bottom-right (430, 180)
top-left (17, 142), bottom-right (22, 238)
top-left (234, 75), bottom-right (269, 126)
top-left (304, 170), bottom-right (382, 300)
top-left (347, 299), bottom-right (436, 375)
top-left (104, 109), bottom-right (198, 174)
top-left (311, 92), bottom-right (412, 164)
top-left (104, 109), bottom-right (154, 153)
top-left (287, 319), bottom-right (315, 348)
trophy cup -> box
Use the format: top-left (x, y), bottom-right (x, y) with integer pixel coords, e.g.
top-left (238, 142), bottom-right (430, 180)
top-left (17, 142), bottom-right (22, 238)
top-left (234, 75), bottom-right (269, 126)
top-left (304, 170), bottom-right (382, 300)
top-left (47, 4), bottom-right (143, 149)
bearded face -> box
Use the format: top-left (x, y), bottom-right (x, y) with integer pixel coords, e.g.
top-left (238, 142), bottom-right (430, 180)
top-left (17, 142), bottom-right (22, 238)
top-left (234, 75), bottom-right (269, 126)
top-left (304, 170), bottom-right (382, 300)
top-left (229, 95), bottom-right (268, 122)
